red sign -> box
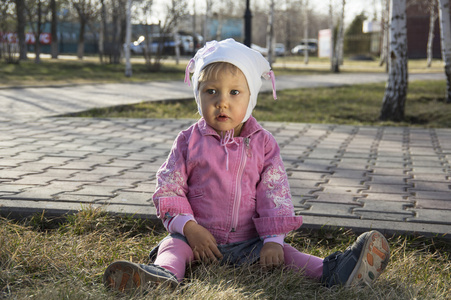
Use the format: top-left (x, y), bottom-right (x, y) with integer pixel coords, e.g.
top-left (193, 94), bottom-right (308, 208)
top-left (0, 32), bottom-right (52, 45)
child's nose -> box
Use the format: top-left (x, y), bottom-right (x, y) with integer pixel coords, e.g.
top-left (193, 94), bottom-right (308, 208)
top-left (216, 95), bottom-right (228, 108)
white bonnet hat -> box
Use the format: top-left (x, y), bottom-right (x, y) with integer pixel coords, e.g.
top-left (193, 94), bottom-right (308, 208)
top-left (184, 38), bottom-right (277, 123)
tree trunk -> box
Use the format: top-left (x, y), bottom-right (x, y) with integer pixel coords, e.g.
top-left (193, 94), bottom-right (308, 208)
top-left (34, 0), bottom-right (42, 64)
top-left (50, 0), bottom-right (58, 59)
top-left (192, 0), bottom-right (196, 55)
top-left (175, 30), bottom-right (181, 64)
top-left (15, 0), bottom-right (27, 60)
top-left (438, 0), bottom-right (451, 103)
top-left (77, 18), bottom-right (85, 60)
top-left (266, 0), bottom-right (275, 66)
top-left (427, 0), bottom-right (437, 68)
top-left (144, 26), bottom-right (152, 68)
top-left (337, 0), bottom-right (345, 66)
top-left (203, 0), bottom-right (212, 44)
top-left (109, 1), bottom-right (125, 65)
top-left (303, 0), bottom-right (309, 65)
top-left (285, 0), bottom-right (291, 55)
top-left (379, 0), bottom-right (389, 70)
top-left (142, 0), bottom-right (153, 70)
top-left (215, 9), bottom-right (222, 40)
top-left (98, 0), bottom-right (106, 64)
top-left (380, 0), bottom-right (408, 122)
top-left (124, 0), bottom-right (132, 77)
top-left (329, 0), bottom-right (337, 72)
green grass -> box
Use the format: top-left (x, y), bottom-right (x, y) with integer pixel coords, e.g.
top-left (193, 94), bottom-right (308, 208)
top-left (0, 59), bottom-right (187, 87)
top-left (67, 80), bottom-right (451, 128)
top-left (0, 208), bottom-right (450, 299)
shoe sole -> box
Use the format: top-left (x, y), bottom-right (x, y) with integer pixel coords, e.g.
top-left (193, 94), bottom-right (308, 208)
top-left (346, 230), bottom-right (390, 287)
top-left (103, 261), bottom-right (178, 293)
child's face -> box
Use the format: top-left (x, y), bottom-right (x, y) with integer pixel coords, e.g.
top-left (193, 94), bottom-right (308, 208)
top-left (199, 67), bottom-right (250, 137)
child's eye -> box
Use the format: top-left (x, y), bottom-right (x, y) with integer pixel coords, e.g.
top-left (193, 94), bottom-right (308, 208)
top-left (230, 90), bottom-right (240, 95)
top-left (206, 89), bottom-right (216, 94)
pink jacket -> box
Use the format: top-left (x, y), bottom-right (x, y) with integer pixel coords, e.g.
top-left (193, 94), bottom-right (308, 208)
top-left (152, 116), bottom-right (303, 245)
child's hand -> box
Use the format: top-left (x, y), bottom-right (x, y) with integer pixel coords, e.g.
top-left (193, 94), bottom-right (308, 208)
top-left (184, 221), bottom-right (223, 262)
top-left (260, 242), bottom-right (284, 268)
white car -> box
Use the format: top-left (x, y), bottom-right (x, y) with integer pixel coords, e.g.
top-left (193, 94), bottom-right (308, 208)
top-left (124, 34), bottom-right (194, 55)
top-left (275, 43), bottom-right (285, 56)
top-left (252, 43), bottom-right (285, 57)
top-left (291, 40), bottom-right (318, 55)
top-left (251, 44), bottom-right (268, 56)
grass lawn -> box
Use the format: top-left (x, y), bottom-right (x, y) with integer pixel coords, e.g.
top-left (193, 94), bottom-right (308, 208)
top-left (67, 80), bottom-right (451, 128)
top-left (0, 59), bottom-right (187, 87)
top-left (1, 208), bottom-right (450, 299)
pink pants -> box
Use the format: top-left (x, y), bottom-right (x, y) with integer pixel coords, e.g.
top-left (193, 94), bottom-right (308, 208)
top-left (154, 237), bottom-right (324, 282)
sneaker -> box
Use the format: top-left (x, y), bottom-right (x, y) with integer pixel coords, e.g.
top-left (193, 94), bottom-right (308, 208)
top-left (321, 230), bottom-right (390, 288)
top-left (103, 261), bottom-right (178, 293)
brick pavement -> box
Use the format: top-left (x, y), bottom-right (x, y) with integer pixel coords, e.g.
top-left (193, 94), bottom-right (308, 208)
top-left (1, 117), bottom-right (450, 237)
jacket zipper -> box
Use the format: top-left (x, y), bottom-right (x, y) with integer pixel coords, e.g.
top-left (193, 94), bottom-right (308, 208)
top-left (230, 138), bottom-right (249, 232)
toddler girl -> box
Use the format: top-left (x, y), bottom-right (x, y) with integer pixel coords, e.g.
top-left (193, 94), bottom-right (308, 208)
top-left (103, 39), bottom-right (390, 293)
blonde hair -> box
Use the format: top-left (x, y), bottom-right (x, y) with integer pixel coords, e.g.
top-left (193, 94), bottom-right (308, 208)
top-left (198, 62), bottom-right (241, 83)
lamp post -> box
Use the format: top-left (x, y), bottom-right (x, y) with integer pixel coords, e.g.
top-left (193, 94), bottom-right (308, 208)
top-left (244, 0), bottom-right (252, 47)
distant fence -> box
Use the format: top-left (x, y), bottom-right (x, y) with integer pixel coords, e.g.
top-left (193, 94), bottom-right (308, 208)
top-left (344, 33), bottom-right (380, 56)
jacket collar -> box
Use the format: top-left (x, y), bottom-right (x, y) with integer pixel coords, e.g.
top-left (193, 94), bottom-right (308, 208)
top-left (197, 116), bottom-right (262, 138)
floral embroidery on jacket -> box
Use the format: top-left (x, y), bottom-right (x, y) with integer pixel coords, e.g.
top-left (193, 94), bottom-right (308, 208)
top-left (155, 149), bottom-right (187, 198)
top-left (261, 155), bottom-right (293, 216)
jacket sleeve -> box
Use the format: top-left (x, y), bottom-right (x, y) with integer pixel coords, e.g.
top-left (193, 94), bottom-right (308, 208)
top-left (152, 132), bottom-right (194, 220)
top-left (253, 132), bottom-right (303, 237)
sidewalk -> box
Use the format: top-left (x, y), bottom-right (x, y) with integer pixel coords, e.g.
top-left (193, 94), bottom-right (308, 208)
top-left (0, 73), bottom-right (450, 238)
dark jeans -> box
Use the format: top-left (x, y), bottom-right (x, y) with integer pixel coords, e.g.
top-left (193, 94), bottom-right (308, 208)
top-left (149, 233), bottom-right (264, 266)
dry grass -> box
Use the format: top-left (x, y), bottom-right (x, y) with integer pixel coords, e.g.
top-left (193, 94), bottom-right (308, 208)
top-left (1, 208), bottom-right (450, 299)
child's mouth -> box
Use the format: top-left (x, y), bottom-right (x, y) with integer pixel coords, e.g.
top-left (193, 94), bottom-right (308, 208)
top-left (217, 114), bottom-right (229, 121)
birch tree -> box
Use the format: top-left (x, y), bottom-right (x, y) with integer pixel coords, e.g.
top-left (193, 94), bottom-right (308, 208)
top-left (380, 0), bottom-right (408, 121)
top-left (427, 0), bottom-right (438, 68)
top-left (266, 0), bottom-right (275, 66)
top-left (336, 0), bottom-right (345, 67)
top-left (303, 0), bottom-right (309, 65)
top-left (329, 0), bottom-right (344, 73)
top-left (203, 0), bottom-right (213, 43)
top-left (329, 0), bottom-right (336, 72)
top-left (98, 0), bottom-right (106, 64)
top-left (379, 0), bottom-right (389, 70)
top-left (438, 0), bottom-right (451, 103)
top-left (124, 0), bottom-right (132, 77)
